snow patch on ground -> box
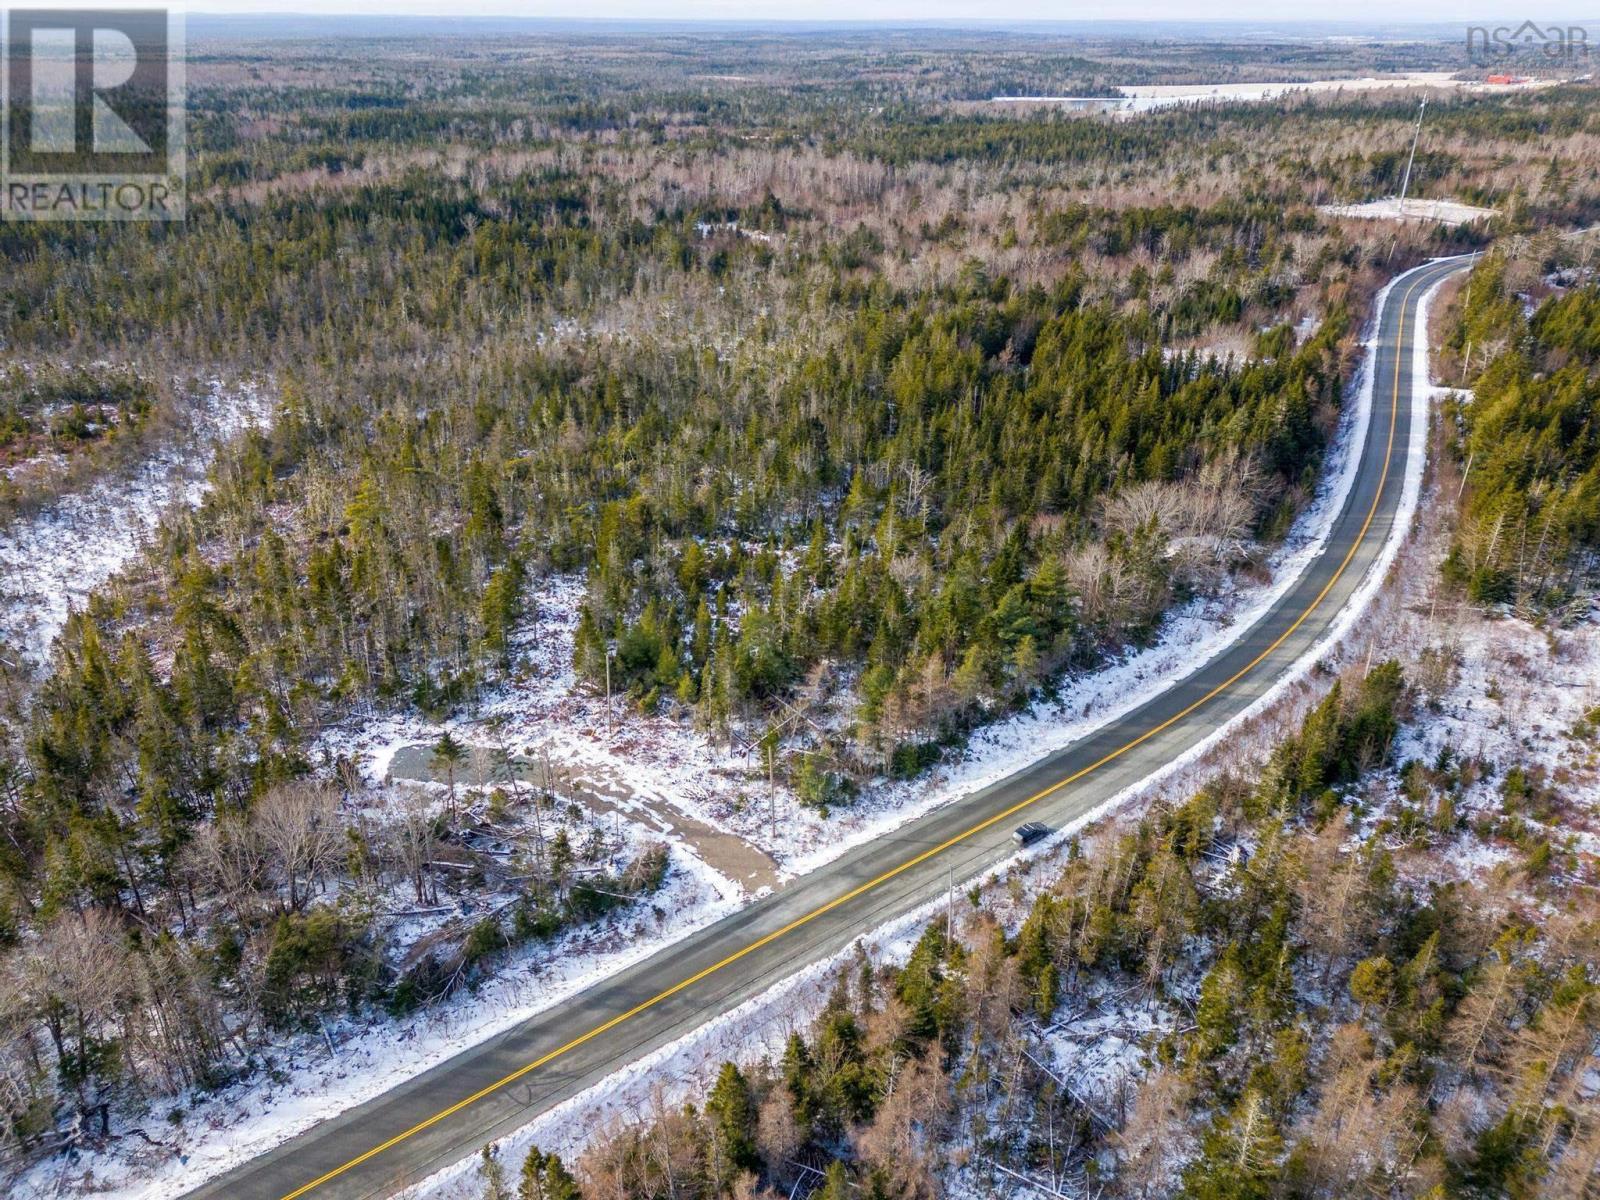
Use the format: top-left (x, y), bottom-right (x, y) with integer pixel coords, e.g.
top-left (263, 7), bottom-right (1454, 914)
top-left (1348, 450), bottom-right (1600, 881)
top-left (1382, 290), bottom-right (1597, 833)
top-left (1321, 197), bottom-right (1496, 226)
top-left (0, 380), bottom-right (270, 665)
top-left (1045, 989), bottom-right (1179, 1120)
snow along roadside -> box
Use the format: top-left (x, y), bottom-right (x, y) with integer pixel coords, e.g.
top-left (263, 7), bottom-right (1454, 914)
top-left (397, 259), bottom-right (1463, 1199)
top-left (11, 853), bottom-right (743, 1200)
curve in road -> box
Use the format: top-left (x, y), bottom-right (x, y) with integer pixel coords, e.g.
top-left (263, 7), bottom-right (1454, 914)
top-left (186, 253), bottom-right (1472, 1200)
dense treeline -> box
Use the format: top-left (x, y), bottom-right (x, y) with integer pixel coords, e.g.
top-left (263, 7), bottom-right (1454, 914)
top-left (570, 288), bottom-right (1349, 746)
top-left (488, 660), bottom-right (1599, 1200)
top-left (1445, 254), bottom-right (1600, 607)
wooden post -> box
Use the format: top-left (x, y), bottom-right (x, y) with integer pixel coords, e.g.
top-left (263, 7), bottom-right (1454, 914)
top-left (530, 745), bottom-right (548, 869)
top-left (946, 864), bottom-right (956, 956)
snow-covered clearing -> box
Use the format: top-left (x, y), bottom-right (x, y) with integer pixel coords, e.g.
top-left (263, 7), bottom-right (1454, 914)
top-left (694, 220), bottom-right (780, 246)
top-left (1370, 588), bottom-right (1599, 880)
top-left (325, 575), bottom-right (784, 892)
top-left (1340, 457), bottom-right (1600, 881)
top-left (1322, 197), bottom-right (1497, 226)
top-left (0, 380), bottom-right (270, 666)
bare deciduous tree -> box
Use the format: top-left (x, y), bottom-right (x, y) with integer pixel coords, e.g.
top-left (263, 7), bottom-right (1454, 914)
top-left (254, 782), bottom-right (345, 914)
top-left (1110, 1068), bottom-right (1194, 1199)
top-left (388, 788), bottom-right (440, 906)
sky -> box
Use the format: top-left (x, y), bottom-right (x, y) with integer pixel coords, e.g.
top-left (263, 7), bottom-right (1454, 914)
top-left (171, 2), bottom-right (1600, 23)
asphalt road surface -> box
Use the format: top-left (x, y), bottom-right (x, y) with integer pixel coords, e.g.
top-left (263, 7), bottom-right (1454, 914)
top-left (186, 253), bottom-right (1473, 1200)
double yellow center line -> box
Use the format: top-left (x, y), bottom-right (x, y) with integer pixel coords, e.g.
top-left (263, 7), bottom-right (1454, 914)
top-left (278, 259), bottom-right (1456, 1200)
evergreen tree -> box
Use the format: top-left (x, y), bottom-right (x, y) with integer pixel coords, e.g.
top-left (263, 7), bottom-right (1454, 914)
top-left (705, 1061), bottom-right (760, 1185)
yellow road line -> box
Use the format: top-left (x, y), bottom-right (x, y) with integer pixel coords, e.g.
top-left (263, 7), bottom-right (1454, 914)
top-left (279, 261), bottom-right (1452, 1200)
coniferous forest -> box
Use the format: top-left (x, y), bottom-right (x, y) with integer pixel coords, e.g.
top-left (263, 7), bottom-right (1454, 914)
top-left (0, 23), bottom-right (1596, 1200)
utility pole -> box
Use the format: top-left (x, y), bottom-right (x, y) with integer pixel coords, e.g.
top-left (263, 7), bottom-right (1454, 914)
top-left (1398, 97), bottom-right (1427, 218)
top-left (604, 647), bottom-right (613, 736)
top-left (1456, 451), bottom-right (1475, 502)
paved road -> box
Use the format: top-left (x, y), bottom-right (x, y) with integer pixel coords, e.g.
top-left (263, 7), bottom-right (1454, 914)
top-left (187, 254), bottom-right (1472, 1200)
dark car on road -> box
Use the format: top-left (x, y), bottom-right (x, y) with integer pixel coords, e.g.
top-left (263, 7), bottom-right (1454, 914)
top-left (1013, 821), bottom-right (1051, 847)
